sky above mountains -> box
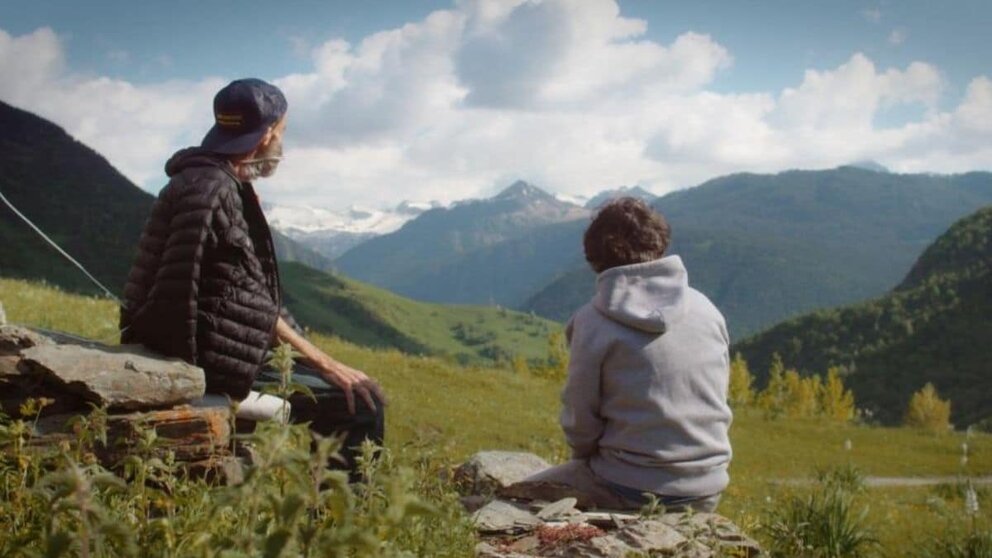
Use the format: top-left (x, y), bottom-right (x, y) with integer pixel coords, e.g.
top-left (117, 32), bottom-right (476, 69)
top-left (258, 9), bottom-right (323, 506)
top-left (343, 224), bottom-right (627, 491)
top-left (1, 0), bottom-right (990, 210)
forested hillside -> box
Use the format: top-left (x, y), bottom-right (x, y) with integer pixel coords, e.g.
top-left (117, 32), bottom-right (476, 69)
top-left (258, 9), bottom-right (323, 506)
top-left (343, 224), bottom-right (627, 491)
top-left (734, 206), bottom-right (992, 426)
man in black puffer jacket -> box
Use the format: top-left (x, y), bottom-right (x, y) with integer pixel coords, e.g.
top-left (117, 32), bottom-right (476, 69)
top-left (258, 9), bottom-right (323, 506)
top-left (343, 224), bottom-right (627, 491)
top-left (121, 78), bottom-right (385, 477)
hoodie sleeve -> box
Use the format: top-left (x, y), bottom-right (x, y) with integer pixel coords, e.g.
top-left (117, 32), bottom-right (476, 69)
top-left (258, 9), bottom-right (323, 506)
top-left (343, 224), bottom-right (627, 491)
top-left (559, 307), bottom-right (609, 459)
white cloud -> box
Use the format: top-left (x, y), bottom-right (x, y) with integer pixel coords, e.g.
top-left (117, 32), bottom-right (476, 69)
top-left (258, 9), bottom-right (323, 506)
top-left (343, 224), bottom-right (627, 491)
top-left (0, 0), bottom-right (990, 210)
top-left (862, 8), bottom-right (882, 23)
top-left (888, 28), bottom-right (907, 45)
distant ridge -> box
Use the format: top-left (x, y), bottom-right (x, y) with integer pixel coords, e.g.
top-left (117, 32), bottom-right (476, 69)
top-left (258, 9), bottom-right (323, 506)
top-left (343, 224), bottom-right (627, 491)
top-left (524, 167), bottom-right (992, 336)
top-left (734, 206), bottom-right (992, 426)
top-left (585, 185), bottom-right (657, 209)
top-left (333, 180), bottom-right (590, 306)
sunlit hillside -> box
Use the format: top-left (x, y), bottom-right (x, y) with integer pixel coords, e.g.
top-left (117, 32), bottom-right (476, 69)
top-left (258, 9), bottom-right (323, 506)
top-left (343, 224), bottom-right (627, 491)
top-left (2, 277), bottom-right (990, 555)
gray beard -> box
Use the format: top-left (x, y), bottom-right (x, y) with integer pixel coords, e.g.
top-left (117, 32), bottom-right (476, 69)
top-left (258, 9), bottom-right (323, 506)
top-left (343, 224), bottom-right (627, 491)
top-left (239, 158), bottom-right (280, 181)
top-left (238, 139), bottom-right (283, 181)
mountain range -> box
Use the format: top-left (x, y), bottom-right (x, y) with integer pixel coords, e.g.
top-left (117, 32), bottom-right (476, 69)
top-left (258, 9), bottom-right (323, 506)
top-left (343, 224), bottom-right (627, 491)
top-left (333, 180), bottom-right (592, 305)
top-left (734, 205), bottom-right (992, 427)
top-left (333, 167), bottom-right (992, 338)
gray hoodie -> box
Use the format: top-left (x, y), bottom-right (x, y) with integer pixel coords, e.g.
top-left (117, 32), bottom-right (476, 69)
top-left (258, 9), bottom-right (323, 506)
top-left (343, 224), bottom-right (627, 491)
top-left (561, 255), bottom-right (732, 497)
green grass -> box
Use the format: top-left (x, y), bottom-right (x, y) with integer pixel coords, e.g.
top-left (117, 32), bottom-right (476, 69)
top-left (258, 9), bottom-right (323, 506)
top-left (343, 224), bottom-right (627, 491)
top-left (3, 277), bottom-right (991, 556)
top-left (281, 262), bottom-right (560, 365)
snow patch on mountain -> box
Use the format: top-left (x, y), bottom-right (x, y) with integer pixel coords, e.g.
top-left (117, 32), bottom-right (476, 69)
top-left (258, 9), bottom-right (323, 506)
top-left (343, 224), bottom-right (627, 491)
top-left (264, 201), bottom-right (440, 236)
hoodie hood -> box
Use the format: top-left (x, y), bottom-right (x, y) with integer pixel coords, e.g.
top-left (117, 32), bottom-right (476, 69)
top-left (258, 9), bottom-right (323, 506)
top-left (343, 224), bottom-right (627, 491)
top-left (165, 147), bottom-right (234, 178)
top-left (592, 255), bottom-right (689, 334)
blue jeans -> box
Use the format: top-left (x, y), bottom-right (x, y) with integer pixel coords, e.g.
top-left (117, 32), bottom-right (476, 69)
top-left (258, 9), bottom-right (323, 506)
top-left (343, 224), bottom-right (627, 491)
top-left (603, 479), bottom-right (722, 512)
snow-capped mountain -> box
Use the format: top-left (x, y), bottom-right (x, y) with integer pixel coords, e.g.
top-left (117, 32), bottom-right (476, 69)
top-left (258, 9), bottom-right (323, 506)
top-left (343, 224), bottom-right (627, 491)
top-left (263, 200), bottom-right (442, 260)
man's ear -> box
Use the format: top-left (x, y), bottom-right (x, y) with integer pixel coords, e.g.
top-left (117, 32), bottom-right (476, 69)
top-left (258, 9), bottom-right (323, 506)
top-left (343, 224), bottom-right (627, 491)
top-left (259, 124), bottom-right (277, 147)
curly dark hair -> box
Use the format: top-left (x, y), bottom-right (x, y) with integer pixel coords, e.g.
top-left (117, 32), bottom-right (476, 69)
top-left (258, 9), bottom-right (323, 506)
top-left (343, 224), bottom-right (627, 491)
top-left (583, 197), bottom-right (671, 273)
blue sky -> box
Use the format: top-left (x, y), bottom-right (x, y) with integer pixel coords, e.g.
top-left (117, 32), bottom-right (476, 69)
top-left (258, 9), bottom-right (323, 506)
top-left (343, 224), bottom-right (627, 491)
top-left (1, 0), bottom-right (990, 208)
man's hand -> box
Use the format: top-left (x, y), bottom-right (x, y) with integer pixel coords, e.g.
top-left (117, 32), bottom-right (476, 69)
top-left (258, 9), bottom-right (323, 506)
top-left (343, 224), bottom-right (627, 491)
top-left (275, 316), bottom-right (387, 414)
top-left (311, 354), bottom-right (386, 415)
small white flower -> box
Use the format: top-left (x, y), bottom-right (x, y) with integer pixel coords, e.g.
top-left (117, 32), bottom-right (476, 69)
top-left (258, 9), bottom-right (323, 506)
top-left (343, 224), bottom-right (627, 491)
top-left (844, 439), bottom-right (853, 452)
top-left (962, 442), bottom-right (969, 456)
top-left (965, 486), bottom-right (979, 515)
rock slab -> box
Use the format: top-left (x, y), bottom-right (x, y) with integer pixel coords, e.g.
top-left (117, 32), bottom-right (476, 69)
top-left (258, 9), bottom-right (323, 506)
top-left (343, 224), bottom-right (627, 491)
top-left (458, 451), bottom-right (764, 557)
top-left (20, 344), bottom-right (206, 410)
top-left (473, 500), bottom-right (543, 534)
top-left (455, 451), bottom-right (551, 494)
top-left (32, 405), bottom-right (232, 464)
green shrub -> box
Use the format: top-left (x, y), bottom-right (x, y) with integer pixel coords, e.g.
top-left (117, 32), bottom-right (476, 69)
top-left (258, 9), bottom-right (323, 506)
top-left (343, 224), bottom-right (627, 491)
top-left (762, 469), bottom-right (877, 558)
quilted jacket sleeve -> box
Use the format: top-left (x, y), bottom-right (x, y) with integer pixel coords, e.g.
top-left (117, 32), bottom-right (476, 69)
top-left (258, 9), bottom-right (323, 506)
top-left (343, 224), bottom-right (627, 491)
top-left (120, 173), bottom-right (218, 363)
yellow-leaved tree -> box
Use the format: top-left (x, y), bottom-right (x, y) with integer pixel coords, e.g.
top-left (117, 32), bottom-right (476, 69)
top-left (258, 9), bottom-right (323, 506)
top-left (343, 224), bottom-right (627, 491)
top-left (728, 353), bottom-right (755, 408)
top-left (904, 383), bottom-right (952, 433)
top-left (783, 370), bottom-right (821, 418)
top-left (757, 354), bottom-right (789, 419)
top-left (819, 367), bottom-right (856, 423)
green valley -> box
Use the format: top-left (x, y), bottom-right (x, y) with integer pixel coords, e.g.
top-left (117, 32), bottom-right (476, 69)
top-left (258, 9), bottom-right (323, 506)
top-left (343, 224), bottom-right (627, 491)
top-left (280, 262), bottom-right (559, 364)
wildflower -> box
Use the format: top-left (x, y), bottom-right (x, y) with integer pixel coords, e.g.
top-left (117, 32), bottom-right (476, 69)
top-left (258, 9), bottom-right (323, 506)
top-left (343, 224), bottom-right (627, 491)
top-left (844, 439), bottom-right (852, 452)
top-left (964, 485), bottom-right (979, 515)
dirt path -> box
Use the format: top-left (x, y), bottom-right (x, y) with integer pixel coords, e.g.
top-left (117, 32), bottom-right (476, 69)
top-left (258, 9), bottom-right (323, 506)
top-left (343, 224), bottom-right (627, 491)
top-left (862, 475), bottom-right (992, 488)
top-left (775, 476), bottom-right (992, 487)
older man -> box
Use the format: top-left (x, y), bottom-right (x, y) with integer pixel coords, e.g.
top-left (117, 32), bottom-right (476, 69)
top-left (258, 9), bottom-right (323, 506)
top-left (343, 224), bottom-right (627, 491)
top-left (120, 78), bottom-right (385, 476)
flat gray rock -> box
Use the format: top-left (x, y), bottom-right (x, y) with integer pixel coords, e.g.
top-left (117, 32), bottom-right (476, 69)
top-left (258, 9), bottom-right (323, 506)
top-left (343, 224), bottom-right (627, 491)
top-left (615, 519), bottom-right (687, 550)
top-left (472, 498), bottom-right (764, 557)
top-left (0, 325), bottom-right (55, 355)
top-left (456, 451), bottom-right (551, 494)
top-left (537, 497), bottom-right (578, 521)
top-left (472, 500), bottom-right (542, 534)
top-left (21, 344), bottom-right (205, 410)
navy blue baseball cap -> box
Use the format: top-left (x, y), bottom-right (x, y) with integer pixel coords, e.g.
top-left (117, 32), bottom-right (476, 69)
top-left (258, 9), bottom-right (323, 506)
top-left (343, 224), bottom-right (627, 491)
top-left (201, 78), bottom-right (288, 155)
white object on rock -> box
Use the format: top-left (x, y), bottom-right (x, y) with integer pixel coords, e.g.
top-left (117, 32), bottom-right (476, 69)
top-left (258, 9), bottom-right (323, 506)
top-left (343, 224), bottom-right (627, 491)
top-left (193, 390), bottom-right (291, 424)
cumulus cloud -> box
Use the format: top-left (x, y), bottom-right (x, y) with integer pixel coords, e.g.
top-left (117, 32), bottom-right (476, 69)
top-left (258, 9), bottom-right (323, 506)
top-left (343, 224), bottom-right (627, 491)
top-left (0, 27), bottom-right (222, 187)
top-left (0, 0), bottom-right (990, 209)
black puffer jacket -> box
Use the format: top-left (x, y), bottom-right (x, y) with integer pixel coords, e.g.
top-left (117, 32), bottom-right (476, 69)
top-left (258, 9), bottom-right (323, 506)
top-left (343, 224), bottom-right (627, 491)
top-left (121, 148), bottom-right (282, 399)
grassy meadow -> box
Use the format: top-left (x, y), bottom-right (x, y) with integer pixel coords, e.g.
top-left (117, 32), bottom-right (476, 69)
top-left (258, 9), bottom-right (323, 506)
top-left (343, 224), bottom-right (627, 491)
top-left (280, 262), bottom-right (559, 365)
top-left (1, 277), bottom-right (990, 556)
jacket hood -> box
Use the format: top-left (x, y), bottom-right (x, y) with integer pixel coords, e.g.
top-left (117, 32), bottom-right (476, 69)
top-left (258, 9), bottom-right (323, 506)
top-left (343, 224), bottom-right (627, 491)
top-left (165, 147), bottom-right (234, 178)
top-left (592, 255), bottom-right (689, 334)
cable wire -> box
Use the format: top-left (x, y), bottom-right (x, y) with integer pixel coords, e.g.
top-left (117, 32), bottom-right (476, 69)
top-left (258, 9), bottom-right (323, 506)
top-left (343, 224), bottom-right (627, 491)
top-left (0, 188), bottom-right (124, 308)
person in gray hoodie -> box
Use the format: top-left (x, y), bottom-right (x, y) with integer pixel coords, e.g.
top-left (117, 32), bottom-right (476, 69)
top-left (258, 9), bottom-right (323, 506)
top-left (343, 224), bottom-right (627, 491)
top-left (506, 197), bottom-right (732, 512)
